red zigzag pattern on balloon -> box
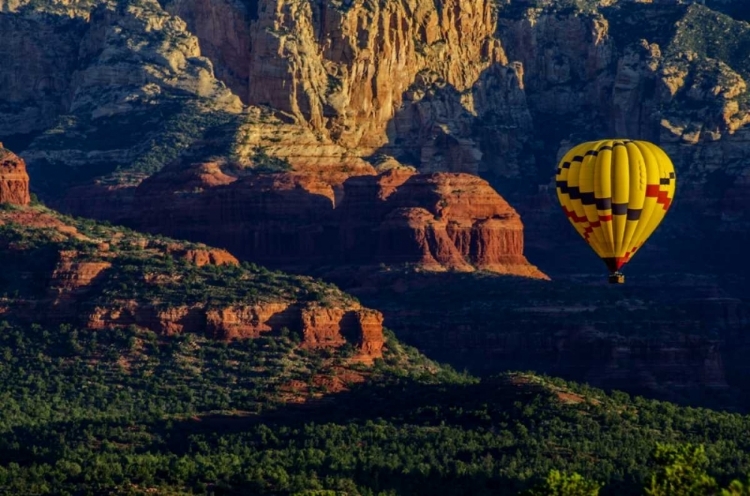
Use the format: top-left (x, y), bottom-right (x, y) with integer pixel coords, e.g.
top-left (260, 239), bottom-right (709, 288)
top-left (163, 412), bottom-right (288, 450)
top-left (646, 184), bottom-right (672, 210)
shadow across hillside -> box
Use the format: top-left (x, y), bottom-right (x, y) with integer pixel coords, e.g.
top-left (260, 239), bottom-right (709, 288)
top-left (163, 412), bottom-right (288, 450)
top-left (323, 269), bottom-right (750, 413)
top-left (4, 373), bottom-right (750, 495)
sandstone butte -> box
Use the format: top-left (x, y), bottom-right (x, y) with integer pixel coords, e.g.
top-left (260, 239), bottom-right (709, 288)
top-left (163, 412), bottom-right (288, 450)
top-left (129, 161), bottom-right (548, 279)
top-left (0, 145), bottom-right (384, 364)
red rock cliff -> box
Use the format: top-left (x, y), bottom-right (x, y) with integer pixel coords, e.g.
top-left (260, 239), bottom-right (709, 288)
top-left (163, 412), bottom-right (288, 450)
top-left (130, 163), bottom-right (547, 279)
top-left (0, 144), bottom-right (31, 206)
top-left (338, 170), bottom-right (546, 278)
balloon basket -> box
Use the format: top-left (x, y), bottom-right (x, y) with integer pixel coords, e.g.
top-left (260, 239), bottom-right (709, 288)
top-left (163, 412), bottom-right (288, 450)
top-left (608, 273), bottom-right (625, 284)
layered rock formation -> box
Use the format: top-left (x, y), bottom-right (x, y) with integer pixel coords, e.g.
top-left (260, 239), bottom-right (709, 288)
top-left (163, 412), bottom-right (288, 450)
top-left (0, 0), bottom-right (748, 207)
top-left (126, 161), bottom-right (546, 278)
top-left (0, 144), bottom-right (31, 205)
top-left (82, 297), bottom-right (384, 361)
top-left (162, 0), bottom-right (533, 175)
top-left (243, 0), bottom-right (506, 151)
top-left (0, 163), bottom-right (384, 362)
top-left (337, 170), bottom-right (544, 276)
top-left (167, 245), bottom-right (240, 266)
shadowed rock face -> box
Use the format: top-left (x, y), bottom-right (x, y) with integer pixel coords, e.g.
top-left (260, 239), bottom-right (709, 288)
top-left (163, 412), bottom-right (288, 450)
top-left (0, 144), bottom-right (30, 205)
top-left (125, 164), bottom-right (547, 278)
top-left (491, 2), bottom-right (750, 279)
top-left (162, 0), bottom-right (254, 102)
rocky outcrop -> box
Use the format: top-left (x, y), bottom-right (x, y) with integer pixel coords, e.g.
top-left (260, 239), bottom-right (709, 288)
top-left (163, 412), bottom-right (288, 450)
top-left (204, 302), bottom-right (292, 339)
top-left (127, 162), bottom-right (547, 278)
top-left (338, 170), bottom-right (546, 277)
top-left (167, 245), bottom-right (239, 266)
top-left (0, 207), bottom-right (385, 362)
top-left (69, 0), bottom-right (241, 115)
top-left (50, 250), bottom-right (112, 294)
top-left (0, 0), bottom-right (242, 197)
top-left (244, 0), bottom-right (504, 149)
top-left (0, 144), bottom-right (31, 205)
top-left (497, 4), bottom-right (614, 120)
top-left (494, 3), bottom-right (750, 185)
top-left (352, 309), bottom-right (385, 360)
top-left (228, 107), bottom-right (376, 179)
top-left (84, 300), bottom-right (383, 360)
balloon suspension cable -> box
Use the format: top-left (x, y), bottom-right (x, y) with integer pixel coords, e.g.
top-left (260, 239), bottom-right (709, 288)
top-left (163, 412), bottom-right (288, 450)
top-left (608, 272), bottom-right (625, 284)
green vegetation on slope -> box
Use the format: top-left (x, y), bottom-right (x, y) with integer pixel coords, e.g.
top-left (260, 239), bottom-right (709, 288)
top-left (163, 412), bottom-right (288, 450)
top-left (30, 98), bottom-right (241, 192)
top-left (0, 317), bottom-right (749, 495)
top-left (0, 204), bottom-right (355, 309)
top-left (0, 208), bottom-right (750, 495)
top-left (667, 5), bottom-right (750, 80)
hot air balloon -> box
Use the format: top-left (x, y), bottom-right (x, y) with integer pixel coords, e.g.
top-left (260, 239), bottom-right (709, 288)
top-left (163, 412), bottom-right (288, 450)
top-left (555, 139), bottom-right (676, 284)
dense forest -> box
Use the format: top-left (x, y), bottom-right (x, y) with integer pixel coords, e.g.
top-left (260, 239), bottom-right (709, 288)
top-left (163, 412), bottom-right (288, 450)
top-left (0, 320), bottom-right (750, 495)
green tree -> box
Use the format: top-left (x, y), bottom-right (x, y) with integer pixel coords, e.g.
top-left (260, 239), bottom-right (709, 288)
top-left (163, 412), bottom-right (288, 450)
top-left (646, 444), bottom-right (719, 496)
top-left (526, 470), bottom-right (601, 496)
top-left (722, 480), bottom-right (750, 496)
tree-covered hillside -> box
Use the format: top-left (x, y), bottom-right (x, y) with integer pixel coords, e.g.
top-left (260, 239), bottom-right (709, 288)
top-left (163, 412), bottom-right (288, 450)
top-left (1, 317), bottom-right (750, 495)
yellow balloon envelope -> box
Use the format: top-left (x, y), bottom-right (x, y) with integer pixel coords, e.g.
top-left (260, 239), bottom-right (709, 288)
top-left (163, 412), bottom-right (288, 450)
top-left (555, 139), bottom-right (676, 283)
